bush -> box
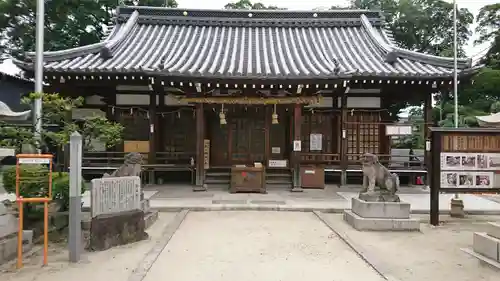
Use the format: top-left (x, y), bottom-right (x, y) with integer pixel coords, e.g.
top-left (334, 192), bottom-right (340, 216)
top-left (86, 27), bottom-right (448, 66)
top-left (1, 165), bottom-right (84, 213)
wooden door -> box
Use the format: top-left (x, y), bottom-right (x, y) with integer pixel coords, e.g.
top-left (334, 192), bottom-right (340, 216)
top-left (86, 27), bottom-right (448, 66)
top-left (229, 114), bottom-right (265, 164)
top-left (208, 106), bottom-right (266, 166)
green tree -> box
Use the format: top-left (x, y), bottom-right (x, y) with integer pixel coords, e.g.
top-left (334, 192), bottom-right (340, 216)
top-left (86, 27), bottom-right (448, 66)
top-left (224, 0), bottom-right (285, 10)
top-left (349, 0), bottom-right (473, 57)
top-left (0, 0), bottom-right (177, 60)
top-left (0, 93), bottom-right (124, 154)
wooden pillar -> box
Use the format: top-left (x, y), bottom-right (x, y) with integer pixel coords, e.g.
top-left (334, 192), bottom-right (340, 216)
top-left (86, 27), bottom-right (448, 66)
top-left (157, 91), bottom-right (166, 155)
top-left (148, 92), bottom-right (157, 184)
top-left (292, 103), bottom-right (303, 191)
top-left (265, 105), bottom-right (271, 165)
top-left (424, 92), bottom-right (433, 186)
top-left (340, 92), bottom-right (348, 186)
top-left (194, 103), bottom-right (206, 191)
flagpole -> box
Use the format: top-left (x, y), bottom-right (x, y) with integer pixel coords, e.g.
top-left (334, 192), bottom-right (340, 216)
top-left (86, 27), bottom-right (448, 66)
top-left (33, 0), bottom-right (44, 153)
top-left (453, 0), bottom-right (459, 201)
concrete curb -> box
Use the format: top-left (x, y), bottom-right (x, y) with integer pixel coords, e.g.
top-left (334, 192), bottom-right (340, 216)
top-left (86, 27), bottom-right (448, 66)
top-left (151, 204), bottom-right (500, 215)
top-left (128, 210), bottom-right (189, 281)
top-left (313, 211), bottom-right (402, 281)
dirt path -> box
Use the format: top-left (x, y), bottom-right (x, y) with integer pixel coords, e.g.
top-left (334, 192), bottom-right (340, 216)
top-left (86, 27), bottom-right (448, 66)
top-left (142, 211), bottom-right (384, 281)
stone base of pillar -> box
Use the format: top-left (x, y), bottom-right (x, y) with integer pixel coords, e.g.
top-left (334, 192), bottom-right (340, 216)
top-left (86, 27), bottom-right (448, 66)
top-left (450, 198), bottom-right (465, 218)
top-left (193, 184), bottom-right (207, 192)
top-left (291, 187), bottom-right (303, 192)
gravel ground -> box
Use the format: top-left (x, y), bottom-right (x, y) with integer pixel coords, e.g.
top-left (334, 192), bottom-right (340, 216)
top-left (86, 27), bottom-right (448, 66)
top-left (322, 214), bottom-right (500, 281)
top-left (1, 212), bottom-right (178, 281)
top-left (143, 211), bottom-right (384, 281)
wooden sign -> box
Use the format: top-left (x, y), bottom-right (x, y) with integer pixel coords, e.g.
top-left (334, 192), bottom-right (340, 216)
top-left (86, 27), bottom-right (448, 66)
top-left (203, 139), bottom-right (210, 170)
top-left (309, 134), bottom-right (323, 151)
top-left (442, 135), bottom-right (500, 152)
top-left (293, 140), bottom-right (302, 152)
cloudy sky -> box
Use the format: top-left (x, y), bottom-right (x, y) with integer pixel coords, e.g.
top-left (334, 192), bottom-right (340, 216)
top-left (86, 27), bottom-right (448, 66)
top-left (0, 0), bottom-right (497, 74)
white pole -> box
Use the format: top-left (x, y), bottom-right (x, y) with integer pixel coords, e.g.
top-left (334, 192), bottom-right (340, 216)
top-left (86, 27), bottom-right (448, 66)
top-left (33, 0), bottom-right (44, 153)
top-left (453, 0), bottom-right (459, 200)
top-left (453, 0), bottom-right (458, 128)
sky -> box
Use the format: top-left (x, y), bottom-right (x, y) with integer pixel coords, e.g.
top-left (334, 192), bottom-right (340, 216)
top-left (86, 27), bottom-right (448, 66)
top-left (0, 0), bottom-right (497, 75)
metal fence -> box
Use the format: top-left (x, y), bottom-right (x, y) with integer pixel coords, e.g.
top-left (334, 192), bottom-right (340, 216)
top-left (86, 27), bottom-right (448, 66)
top-left (90, 176), bottom-right (141, 218)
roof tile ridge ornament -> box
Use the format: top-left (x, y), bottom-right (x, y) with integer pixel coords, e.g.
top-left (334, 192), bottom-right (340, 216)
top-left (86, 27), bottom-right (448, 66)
top-left (359, 14), bottom-right (472, 70)
top-left (22, 10), bottom-right (139, 63)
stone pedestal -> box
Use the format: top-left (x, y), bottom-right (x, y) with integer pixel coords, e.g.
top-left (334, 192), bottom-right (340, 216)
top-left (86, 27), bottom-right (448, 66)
top-left (1, 203), bottom-right (34, 264)
top-left (464, 222), bottom-right (500, 268)
top-left (89, 210), bottom-right (148, 251)
top-left (450, 198), bottom-right (465, 218)
top-left (344, 197), bottom-right (420, 231)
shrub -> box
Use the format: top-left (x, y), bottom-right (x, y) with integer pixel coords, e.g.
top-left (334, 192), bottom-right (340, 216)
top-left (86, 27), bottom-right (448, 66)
top-left (1, 165), bottom-right (84, 213)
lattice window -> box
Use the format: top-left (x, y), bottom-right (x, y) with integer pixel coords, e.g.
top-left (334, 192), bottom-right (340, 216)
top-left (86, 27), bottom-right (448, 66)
top-left (346, 111), bottom-right (381, 161)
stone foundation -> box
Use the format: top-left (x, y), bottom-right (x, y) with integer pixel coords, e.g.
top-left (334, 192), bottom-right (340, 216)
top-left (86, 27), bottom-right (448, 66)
top-left (463, 222), bottom-right (500, 268)
top-left (344, 197), bottom-right (420, 231)
top-left (89, 209), bottom-right (148, 251)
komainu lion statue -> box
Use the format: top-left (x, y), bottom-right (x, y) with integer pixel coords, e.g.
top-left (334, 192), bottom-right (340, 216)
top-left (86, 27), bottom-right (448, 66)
top-left (103, 152), bottom-right (143, 178)
top-left (359, 153), bottom-right (401, 202)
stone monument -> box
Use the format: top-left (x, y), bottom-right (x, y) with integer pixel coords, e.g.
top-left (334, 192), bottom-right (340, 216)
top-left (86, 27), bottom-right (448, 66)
top-left (88, 152), bottom-right (156, 251)
top-left (344, 153), bottom-right (420, 231)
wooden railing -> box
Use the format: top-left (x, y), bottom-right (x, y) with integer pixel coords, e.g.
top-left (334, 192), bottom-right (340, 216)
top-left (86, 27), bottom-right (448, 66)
top-left (345, 153), bottom-right (425, 170)
top-left (300, 153), bottom-right (340, 166)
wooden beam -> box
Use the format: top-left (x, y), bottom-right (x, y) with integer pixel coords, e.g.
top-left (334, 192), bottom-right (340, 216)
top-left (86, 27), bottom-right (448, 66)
top-left (148, 92), bottom-right (157, 171)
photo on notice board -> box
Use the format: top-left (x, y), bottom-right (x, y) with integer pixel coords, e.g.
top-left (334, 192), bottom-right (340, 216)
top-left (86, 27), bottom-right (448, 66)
top-left (488, 154), bottom-right (500, 170)
top-left (461, 155), bottom-right (476, 169)
top-left (475, 172), bottom-right (493, 188)
top-left (441, 172), bottom-right (458, 188)
top-left (477, 154), bottom-right (489, 169)
top-left (441, 153), bottom-right (461, 170)
top-left (458, 172), bottom-right (474, 188)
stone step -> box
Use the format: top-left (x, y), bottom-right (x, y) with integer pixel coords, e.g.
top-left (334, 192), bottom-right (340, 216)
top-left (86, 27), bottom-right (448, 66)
top-left (205, 179), bottom-right (231, 184)
top-left (473, 232), bottom-right (500, 262)
top-left (266, 179), bottom-right (292, 185)
top-left (206, 172), bottom-right (231, 177)
top-left (0, 230), bottom-right (33, 265)
top-left (486, 222), bottom-right (500, 240)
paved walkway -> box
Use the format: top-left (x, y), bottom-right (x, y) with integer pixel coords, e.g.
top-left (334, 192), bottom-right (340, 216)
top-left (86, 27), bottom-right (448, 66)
top-left (3, 184), bottom-right (500, 215)
top-left (142, 211), bottom-right (384, 281)
top-left (143, 185), bottom-right (500, 215)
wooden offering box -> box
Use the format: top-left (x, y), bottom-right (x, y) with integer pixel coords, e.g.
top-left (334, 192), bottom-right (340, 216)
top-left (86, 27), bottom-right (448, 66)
top-left (230, 166), bottom-right (266, 193)
top-left (300, 165), bottom-right (325, 189)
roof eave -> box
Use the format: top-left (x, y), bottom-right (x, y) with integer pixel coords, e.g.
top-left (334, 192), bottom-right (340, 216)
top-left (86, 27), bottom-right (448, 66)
top-left (360, 14), bottom-right (473, 70)
top-left (22, 10), bottom-right (139, 63)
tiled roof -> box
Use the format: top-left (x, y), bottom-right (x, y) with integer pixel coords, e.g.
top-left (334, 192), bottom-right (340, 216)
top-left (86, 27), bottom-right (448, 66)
top-left (14, 6), bottom-right (474, 79)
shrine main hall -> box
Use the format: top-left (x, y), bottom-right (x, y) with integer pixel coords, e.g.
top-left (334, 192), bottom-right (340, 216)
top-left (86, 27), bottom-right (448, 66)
top-left (14, 6), bottom-right (476, 191)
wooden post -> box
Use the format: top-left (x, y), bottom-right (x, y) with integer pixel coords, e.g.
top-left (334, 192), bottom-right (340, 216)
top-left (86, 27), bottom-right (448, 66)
top-left (340, 93), bottom-right (348, 186)
top-left (265, 105), bottom-right (271, 165)
top-left (194, 103), bottom-right (206, 191)
top-left (157, 91), bottom-right (166, 157)
top-left (424, 92), bottom-right (432, 187)
top-left (291, 103), bottom-right (303, 192)
top-left (148, 92), bottom-right (157, 184)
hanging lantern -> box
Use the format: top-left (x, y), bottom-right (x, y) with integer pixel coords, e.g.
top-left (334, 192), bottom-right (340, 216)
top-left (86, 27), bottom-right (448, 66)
top-left (219, 104), bottom-right (227, 125)
top-left (272, 104), bottom-right (279, 124)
